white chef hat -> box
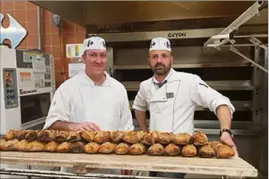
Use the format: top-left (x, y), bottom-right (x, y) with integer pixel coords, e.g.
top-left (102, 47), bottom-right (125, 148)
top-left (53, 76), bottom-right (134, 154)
top-left (149, 37), bottom-right (171, 52)
top-left (83, 36), bottom-right (106, 51)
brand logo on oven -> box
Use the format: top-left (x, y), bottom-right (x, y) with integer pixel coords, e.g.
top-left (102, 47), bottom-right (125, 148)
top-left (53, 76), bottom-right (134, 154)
top-left (168, 32), bottom-right (187, 38)
top-left (19, 89), bottom-right (37, 95)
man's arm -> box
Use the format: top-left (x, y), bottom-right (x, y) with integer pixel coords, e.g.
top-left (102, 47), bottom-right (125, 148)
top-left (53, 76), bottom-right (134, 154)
top-left (49, 121), bottom-right (100, 131)
top-left (216, 105), bottom-right (237, 155)
top-left (119, 88), bottom-right (134, 131)
top-left (49, 121), bottom-right (72, 131)
top-left (43, 86), bottom-right (71, 130)
top-left (132, 83), bottom-right (149, 132)
top-left (190, 75), bottom-right (237, 153)
top-left (216, 105), bottom-right (232, 131)
top-left (190, 75), bottom-right (235, 120)
top-left (44, 86), bottom-right (100, 131)
top-left (134, 110), bottom-right (148, 132)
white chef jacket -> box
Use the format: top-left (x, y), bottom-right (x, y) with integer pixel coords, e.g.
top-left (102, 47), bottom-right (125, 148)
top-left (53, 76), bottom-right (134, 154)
top-left (132, 68), bottom-right (235, 134)
top-left (43, 71), bottom-right (134, 131)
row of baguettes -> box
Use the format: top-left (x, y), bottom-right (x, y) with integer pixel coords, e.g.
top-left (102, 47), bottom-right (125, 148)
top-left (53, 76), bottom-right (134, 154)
top-left (0, 138), bottom-right (235, 159)
top-left (2, 130), bottom-right (208, 146)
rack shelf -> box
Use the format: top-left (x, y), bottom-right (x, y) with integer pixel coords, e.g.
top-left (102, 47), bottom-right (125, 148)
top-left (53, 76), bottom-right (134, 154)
top-left (122, 81), bottom-right (253, 91)
top-left (114, 62), bottom-right (252, 70)
top-left (129, 100), bottom-right (252, 112)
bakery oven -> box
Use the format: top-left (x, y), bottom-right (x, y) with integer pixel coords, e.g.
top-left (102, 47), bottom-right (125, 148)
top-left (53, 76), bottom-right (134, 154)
top-left (0, 48), bottom-right (55, 135)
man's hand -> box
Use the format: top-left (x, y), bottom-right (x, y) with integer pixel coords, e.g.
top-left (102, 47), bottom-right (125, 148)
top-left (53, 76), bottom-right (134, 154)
top-left (220, 132), bottom-right (239, 156)
top-left (69, 122), bottom-right (101, 131)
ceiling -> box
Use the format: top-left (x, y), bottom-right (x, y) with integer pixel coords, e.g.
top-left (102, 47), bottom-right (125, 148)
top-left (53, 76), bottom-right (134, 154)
top-left (31, 1), bottom-right (263, 27)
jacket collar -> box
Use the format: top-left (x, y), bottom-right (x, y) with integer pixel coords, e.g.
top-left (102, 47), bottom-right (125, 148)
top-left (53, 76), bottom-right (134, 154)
top-left (80, 71), bottom-right (112, 87)
top-left (152, 68), bottom-right (180, 86)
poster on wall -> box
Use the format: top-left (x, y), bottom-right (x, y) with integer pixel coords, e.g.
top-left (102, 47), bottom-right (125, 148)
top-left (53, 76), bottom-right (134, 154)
top-left (66, 44), bottom-right (84, 58)
top-left (68, 63), bottom-right (85, 78)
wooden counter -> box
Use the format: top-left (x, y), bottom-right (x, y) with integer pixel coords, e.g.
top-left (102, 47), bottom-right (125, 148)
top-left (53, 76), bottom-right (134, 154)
top-left (0, 151), bottom-right (258, 178)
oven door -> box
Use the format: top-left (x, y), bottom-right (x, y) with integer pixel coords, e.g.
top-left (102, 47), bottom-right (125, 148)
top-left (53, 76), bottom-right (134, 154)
top-left (20, 93), bottom-right (51, 129)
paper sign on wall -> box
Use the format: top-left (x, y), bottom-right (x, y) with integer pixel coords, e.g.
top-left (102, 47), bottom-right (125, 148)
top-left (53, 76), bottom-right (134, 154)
top-left (66, 43), bottom-right (84, 58)
top-left (68, 63), bottom-right (85, 78)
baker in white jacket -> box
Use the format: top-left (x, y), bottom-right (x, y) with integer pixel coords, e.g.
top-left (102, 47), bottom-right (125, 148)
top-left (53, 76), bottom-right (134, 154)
top-left (44, 36), bottom-right (134, 132)
top-left (43, 36), bottom-right (134, 176)
top-left (132, 37), bottom-right (238, 178)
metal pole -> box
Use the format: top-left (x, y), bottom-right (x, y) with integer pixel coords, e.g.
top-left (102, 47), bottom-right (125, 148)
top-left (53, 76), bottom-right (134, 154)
top-left (230, 46), bottom-right (268, 73)
top-left (235, 34), bottom-right (268, 38)
top-left (209, 44), bottom-right (266, 47)
top-left (249, 36), bottom-right (268, 51)
top-left (262, 49), bottom-right (268, 128)
top-left (204, 0), bottom-right (265, 47)
top-left (36, 6), bottom-right (41, 50)
top-left (252, 46), bottom-right (262, 125)
top-left (265, 47), bottom-right (268, 67)
top-left (0, 168), bottom-right (167, 179)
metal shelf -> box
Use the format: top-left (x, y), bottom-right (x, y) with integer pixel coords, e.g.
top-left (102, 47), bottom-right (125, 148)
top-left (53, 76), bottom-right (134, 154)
top-left (129, 100), bottom-right (251, 111)
top-left (193, 120), bottom-right (253, 129)
top-left (123, 80), bottom-right (253, 91)
top-left (134, 120), bottom-right (255, 129)
top-left (132, 120), bottom-right (261, 135)
top-left (195, 128), bottom-right (261, 136)
top-left (132, 120), bottom-right (252, 128)
top-left (114, 62), bottom-right (252, 70)
top-left (0, 168), bottom-right (162, 179)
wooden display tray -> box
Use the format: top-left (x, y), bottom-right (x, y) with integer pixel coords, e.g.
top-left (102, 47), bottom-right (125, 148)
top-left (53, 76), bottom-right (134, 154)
top-left (0, 151), bottom-right (258, 178)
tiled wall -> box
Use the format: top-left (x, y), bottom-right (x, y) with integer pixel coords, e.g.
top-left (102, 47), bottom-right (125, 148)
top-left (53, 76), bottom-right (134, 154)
top-left (0, 1), bottom-right (86, 87)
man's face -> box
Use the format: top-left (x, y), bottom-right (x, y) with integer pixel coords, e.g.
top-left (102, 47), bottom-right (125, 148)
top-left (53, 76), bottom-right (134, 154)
top-left (82, 49), bottom-right (107, 75)
top-left (148, 50), bottom-right (173, 75)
